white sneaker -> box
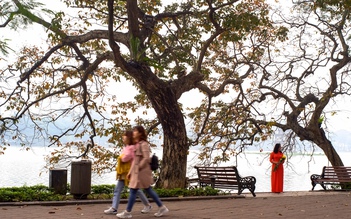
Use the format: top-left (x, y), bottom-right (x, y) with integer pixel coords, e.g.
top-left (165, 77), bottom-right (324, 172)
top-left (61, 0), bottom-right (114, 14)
top-left (116, 210), bottom-right (132, 218)
top-left (154, 206), bottom-right (169, 217)
top-left (104, 207), bottom-right (117, 214)
top-left (141, 205), bottom-right (152, 213)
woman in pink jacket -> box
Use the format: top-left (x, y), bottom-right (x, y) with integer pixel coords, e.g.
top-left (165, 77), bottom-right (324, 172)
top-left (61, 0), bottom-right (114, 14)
top-left (117, 125), bottom-right (169, 218)
top-left (104, 130), bottom-right (151, 215)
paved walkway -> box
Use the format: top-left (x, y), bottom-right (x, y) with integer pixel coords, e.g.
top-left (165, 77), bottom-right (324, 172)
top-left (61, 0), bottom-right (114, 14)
top-left (1, 191), bottom-right (351, 219)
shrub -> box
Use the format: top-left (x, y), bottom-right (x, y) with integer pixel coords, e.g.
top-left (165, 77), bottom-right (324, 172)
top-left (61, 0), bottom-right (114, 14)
top-left (0, 184), bottom-right (222, 202)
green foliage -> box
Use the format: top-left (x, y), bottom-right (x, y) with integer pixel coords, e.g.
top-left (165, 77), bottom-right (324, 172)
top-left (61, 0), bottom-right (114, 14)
top-left (315, 0), bottom-right (351, 10)
top-left (331, 182), bottom-right (351, 190)
top-left (91, 184), bottom-right (115, 194)
top-left (130, 35), bottom-right (142, 61)
top-left (0, 185), bottom-right (62, 202)
top-left (298, 0), bottom-right (351, 20)
top-left (0, 39), bottom-right (13, 56)
top-left (0, 184), bottom-right (221, 202)
top-left (153, 186), bottom-right (219, 197)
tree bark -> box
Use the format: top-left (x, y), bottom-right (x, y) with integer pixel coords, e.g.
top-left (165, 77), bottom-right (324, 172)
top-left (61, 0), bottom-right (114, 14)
top-left (293, 123), bottom-right (344, 167)
top-left (149, 83), bottom-right (188, 188)
top-left (127, 65), bottom-right (189, 189)
top-left (156, 120), bottom-right (188, 188)
top-left (315, 128), bottom-right (344, 166)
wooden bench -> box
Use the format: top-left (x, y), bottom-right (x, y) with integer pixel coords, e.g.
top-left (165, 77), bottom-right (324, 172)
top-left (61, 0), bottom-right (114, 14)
top-left (310, 166), bottom-right (351, 191)
top-left (188, 166), bottom-right (256, 197)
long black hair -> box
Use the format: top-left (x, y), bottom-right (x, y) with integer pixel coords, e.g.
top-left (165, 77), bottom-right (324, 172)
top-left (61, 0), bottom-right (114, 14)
top-left (273, 143), bottom-right (281, 153)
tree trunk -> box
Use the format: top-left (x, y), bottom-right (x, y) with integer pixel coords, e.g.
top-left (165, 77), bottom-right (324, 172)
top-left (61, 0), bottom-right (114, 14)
top-left (156, 123), bottom-right (188, 188)
top-left (321, 142), bottom-right (344, 166)
top-left (315, 128), bottom-right (344, 166)
top-left (151, 87), bottom-right (188, 189)
top-left (132, 66), bottom-right (189, 189)
top-left (295, 125), bottom-right (344, 166)
top-left (288, 117), bottom-right (344, 167)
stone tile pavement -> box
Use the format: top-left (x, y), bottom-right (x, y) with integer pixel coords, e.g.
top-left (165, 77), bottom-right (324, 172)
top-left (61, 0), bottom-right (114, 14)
top-left (1, 191), bottom-right (351, 219)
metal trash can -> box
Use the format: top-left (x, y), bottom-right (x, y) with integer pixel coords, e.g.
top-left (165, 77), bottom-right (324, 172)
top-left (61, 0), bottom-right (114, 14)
top-left (70, 159), bottom-right (92, 199)
top-left (49, 169), bottom-right (67, 195)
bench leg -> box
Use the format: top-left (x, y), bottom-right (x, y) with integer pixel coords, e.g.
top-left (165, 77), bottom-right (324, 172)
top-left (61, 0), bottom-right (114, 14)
top-left (250, 186), bottom-right (256, 197)
top-left (311, 182), bottom-right (316, 191)
top-left (238, 188), bottom-right (243, 196)
top-left (311, 174), bottom-right (325, 191)
top-left (311, 182), bottom-right (327, 191)
top-left (321, 183), bottom-right (327, 190)
top-left (238, 184), bottom-right (256, 197)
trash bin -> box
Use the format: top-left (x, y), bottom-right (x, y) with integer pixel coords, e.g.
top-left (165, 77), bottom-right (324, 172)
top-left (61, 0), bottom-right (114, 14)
top-left (49, 169), bottom-right (67, 195)
top-left (70, 159), bottom-right (92, 199)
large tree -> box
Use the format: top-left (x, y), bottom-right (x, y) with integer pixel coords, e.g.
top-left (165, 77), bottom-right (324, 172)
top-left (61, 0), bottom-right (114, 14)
top-left (0, 0), bottom-right (283, 188)
top-left (194, 0), bottom-right (351, 167)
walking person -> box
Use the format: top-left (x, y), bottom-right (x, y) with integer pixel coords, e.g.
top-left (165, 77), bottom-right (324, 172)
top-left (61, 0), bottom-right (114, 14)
top-left (117, 125), bottom-right (169, 218)
top-left (270, 143), bottom-right (286, 193)
top-left (104, 130), bottom-right (152, 215)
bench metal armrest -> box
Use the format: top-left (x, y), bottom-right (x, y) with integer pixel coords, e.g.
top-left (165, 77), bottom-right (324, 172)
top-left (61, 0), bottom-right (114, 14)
top-left (310, 174), bottom-right (322, 181)
top-left (239, 176), bottom-right (256, 197)
top-left (240, 176), bottom-right (256, 184)
top-left (310, 174), bottom-right (325, 191)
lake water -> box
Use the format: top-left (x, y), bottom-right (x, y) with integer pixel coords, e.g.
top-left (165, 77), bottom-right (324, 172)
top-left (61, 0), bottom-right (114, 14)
top-left (1, 146), bottom-right (350, 192)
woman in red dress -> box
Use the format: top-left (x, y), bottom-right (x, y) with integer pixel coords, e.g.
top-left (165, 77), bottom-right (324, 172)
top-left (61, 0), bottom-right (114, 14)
top-left (270, 143), bottom-right (285, 193)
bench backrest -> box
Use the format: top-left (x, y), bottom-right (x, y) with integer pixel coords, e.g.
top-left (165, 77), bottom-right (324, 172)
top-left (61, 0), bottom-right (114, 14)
top-left (195, 166), bottom-right (240, 190)
top-left (322, 166), bottom-right (351, 181)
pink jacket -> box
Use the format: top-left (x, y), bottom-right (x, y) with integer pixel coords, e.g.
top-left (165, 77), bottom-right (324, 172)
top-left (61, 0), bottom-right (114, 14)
top-left (121, 145), bottom-right (135, 162)
top-left (128, 141), bottom-right (153, 189)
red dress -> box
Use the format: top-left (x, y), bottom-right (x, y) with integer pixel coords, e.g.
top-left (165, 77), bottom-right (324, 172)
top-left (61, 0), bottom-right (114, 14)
top-left (270, 152), bottom-right (284, 193)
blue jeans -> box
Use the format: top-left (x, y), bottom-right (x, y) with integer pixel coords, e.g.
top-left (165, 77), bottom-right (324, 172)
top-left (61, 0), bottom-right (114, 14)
top-left (126, 187), bottom-right (163, 212)
top-left (112, 180), bottom-right (149, 210)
